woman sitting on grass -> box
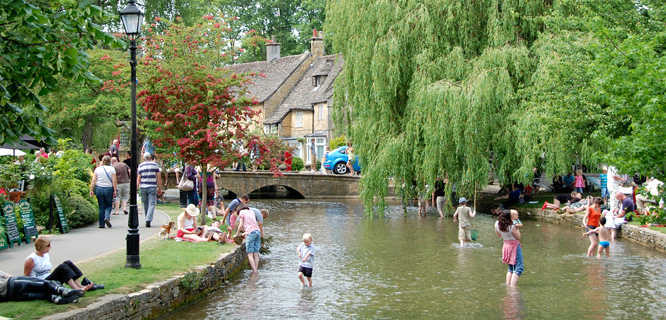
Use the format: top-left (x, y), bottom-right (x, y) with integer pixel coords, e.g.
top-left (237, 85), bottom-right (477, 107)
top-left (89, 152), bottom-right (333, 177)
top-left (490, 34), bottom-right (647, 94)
top-left (176, 204), bottom-right (209, 242)
top-left (23, 237), bottom-right (103, 292)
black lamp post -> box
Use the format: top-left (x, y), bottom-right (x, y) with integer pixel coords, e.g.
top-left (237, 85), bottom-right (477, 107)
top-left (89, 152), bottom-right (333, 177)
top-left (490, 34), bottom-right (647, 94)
top-left (120, 0), bottom-right (144, 269)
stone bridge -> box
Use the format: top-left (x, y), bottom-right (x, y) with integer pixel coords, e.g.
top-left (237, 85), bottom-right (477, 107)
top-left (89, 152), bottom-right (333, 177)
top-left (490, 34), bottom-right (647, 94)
top-left (166, 171), bottom-right (359, 199)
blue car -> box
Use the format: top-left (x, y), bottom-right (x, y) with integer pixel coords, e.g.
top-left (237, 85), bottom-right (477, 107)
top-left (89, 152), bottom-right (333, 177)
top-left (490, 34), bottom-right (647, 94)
top-left (324, 146), bottom-right (361, 175)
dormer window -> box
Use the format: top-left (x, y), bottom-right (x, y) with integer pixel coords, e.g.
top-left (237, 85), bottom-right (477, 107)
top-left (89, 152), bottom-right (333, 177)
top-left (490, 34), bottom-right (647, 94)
top-left (313, 75), bottom-right (327, 87)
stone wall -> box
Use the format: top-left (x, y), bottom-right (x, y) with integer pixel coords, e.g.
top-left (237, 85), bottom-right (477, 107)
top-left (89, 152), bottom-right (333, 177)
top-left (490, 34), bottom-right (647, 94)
top-left (517, 208), bottom-right (666, 253)
top-left (43, 246), bottom-right (247, 320)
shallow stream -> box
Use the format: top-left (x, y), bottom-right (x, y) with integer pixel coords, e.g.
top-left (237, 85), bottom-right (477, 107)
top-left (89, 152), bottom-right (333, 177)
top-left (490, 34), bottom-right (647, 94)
top-left (163, 199), bottom-right (665, 319)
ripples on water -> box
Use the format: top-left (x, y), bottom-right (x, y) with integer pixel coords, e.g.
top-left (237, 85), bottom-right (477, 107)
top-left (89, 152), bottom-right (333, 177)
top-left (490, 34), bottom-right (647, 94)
top-left (163, 200), bottom-right (666, 320)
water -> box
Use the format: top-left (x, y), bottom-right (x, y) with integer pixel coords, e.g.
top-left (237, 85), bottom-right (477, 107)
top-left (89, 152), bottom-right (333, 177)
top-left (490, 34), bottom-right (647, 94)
top-left (163, 200), bottom-right (666, 319)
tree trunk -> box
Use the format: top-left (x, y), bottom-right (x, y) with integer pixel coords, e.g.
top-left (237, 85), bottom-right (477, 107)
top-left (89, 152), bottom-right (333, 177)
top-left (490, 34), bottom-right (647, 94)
top-left (81, 115), bottom-right (94, 150)
top-left (200, 168), bottom-right (207, 226)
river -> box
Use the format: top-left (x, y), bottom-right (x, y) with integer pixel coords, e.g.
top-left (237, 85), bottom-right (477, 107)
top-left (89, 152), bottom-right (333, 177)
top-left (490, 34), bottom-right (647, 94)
top-left (163, 199), bottom-right (666, 319)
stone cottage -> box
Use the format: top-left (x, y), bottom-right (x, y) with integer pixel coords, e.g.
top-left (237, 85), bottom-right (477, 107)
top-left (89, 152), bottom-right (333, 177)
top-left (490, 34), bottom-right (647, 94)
top-left (228, 30), bottom-right (343, 165)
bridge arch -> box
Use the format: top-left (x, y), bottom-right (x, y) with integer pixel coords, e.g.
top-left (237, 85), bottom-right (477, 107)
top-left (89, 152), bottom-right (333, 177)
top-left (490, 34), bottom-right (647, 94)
top-left (247, 184), bottom-right (305, 199)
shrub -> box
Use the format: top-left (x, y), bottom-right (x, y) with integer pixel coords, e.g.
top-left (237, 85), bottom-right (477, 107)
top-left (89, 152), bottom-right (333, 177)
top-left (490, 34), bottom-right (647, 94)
top-left (63, 193), bottom-right (97, 228)
top-left (292, 157), bottom-right (304, 171)
top-left (329, 135), bottom-right (347, 150)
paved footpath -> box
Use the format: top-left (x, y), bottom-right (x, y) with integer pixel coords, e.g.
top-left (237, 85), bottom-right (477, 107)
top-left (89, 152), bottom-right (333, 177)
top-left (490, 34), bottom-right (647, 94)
top-left (0, 206), bottom-right (169, 276)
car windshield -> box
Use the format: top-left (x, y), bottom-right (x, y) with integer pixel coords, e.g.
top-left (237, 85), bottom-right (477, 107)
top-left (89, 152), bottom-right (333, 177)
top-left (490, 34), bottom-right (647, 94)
top-left (334, 146), bottom-right (347, 154)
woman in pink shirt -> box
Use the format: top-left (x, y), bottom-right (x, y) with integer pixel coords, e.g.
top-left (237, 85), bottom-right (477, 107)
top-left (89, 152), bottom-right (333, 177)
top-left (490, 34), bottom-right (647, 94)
top-left (234, 207), bottom-right (261, 273)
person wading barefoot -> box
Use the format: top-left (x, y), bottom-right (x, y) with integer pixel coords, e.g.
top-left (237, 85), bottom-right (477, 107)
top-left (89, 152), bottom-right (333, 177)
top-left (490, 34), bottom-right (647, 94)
top-left (495, 210), bottom-right (524, 287)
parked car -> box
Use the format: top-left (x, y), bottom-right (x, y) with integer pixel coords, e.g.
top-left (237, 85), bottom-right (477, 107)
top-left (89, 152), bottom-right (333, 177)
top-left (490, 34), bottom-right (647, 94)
top-left (323, 146), bottom-right (361, 175)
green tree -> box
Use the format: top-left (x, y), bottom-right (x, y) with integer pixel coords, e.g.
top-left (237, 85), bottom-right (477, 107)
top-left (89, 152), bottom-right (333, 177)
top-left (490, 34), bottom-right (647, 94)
top-left (214, 0), bottom-right (327, 62)
top-left (326, 0), bottom-right (548, 214)
top-left (0, 0), bottom-right (118, 145)
top-left (39, 49), bottom-right (130, 151)
top-left (326, 0), bottom-right (665, 215)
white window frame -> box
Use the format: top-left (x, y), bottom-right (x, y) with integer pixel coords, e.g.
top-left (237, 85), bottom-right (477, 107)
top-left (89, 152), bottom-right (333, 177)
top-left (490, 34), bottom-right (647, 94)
top-left (294, 111), bottom-right (303, 128)
top-left (317, 105), bottom-right (325, 121)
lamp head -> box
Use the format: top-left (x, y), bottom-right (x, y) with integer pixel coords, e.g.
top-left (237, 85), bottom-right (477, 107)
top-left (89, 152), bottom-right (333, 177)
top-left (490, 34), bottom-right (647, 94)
top-left (120, 0), bottom-right (144, 39)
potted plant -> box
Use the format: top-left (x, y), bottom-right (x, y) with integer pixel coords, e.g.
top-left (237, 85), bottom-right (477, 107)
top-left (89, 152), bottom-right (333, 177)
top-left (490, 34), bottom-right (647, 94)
top-left (0, 163), bottom-right (24, 202)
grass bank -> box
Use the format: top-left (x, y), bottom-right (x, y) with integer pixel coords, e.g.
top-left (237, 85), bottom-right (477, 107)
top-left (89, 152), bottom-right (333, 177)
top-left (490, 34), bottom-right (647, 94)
top-left (1, 204), bottom-right (234, 320)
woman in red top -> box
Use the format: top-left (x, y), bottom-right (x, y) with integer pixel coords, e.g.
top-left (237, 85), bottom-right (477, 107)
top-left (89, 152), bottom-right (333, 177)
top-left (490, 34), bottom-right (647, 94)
top-left (582, 197), bottom-right (602, 257)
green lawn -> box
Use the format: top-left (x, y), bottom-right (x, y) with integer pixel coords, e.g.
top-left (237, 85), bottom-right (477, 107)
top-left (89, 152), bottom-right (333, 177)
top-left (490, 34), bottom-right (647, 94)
top-left (1, 204), bottom-right (235, 319)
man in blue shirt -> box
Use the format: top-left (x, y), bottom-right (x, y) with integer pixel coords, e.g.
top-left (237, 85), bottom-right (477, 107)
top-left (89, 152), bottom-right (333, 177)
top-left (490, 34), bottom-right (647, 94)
top-left (222, 194), bottom-right (249, 226)
top-left (137, 153), bottom-right (161, 227)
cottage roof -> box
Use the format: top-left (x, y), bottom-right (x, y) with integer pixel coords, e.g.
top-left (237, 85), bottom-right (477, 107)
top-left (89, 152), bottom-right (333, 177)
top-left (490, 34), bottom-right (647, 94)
top-left (226, 53), bottom-right (309, 103)
top-left (264, 54), bottom-right (344, 124)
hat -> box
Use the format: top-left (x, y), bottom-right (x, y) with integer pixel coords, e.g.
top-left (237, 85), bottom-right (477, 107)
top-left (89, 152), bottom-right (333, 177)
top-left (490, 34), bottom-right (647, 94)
top-left (185, 204), bottom-right (199, 216)
top-left (458, 197), bottom-right (467, 204)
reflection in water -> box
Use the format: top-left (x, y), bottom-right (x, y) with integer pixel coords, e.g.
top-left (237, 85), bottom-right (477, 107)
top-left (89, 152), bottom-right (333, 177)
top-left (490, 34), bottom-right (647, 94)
top-left (502, 287), bottom-right (524, 320)
top-left (163, 200), bottom-right (666, 320)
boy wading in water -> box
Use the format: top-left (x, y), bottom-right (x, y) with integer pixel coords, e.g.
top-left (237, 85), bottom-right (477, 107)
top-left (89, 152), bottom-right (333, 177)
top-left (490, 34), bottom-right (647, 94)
top-left (583, 217), bottom-right (611, 258)
top-left (453, 197), bottom-right (476, 247)
top-left (297, 233), bottom-right (315, 288)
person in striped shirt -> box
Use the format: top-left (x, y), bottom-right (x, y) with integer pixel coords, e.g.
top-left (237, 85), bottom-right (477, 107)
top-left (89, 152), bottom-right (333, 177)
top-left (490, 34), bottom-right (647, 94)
top-left (137, 152), bottom-right (162, 228)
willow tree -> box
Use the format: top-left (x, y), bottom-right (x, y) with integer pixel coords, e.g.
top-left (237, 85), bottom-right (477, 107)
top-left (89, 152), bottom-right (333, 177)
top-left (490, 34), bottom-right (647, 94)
top-left (325, 0), bottom-right (550, 214)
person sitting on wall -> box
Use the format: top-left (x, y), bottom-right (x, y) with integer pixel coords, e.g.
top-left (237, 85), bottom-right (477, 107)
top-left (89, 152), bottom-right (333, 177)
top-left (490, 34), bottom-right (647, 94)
top-left (23, 237), bottom-right (103, 292)
top-left (0, 271), bottom-right (84, 304)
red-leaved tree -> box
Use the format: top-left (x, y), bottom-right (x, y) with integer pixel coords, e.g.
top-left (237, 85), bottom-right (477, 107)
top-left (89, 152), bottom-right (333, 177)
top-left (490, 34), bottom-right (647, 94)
top-left (137, 16), bottom-right (262, 221)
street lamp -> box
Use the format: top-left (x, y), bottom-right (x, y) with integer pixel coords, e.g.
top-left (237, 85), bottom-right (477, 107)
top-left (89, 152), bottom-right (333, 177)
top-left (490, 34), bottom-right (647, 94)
top-left (120, 0), bottom-right (144, 269)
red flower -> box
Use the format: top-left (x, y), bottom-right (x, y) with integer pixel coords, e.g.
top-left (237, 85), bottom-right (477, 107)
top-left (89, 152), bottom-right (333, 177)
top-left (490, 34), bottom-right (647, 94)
top-left (214, 23), bottom-right (220, 28)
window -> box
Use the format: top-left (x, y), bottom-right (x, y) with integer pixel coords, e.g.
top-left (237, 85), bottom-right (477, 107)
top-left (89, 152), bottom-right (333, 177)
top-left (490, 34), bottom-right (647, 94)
top-left (317, 105), bottom-right (325, 121)
top-left (312, 75), bottom-right (327, 88)
top-left (263, 125), bottom-right (270, 134)
top-left (294, 111), bottom-right (303, 128)
top-left (316, 138), bottom-right (326, 159)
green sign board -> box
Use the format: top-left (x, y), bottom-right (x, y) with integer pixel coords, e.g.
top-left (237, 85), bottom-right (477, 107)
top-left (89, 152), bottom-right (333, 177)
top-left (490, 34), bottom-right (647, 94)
top-left (53, 195), bottom-right (69, 233)
top-left (18, 200), bottom-right (38, 242)
top-left (2, 202), bottom-right (21, 247)
top-left (0, 215), bottom-right (8, 250)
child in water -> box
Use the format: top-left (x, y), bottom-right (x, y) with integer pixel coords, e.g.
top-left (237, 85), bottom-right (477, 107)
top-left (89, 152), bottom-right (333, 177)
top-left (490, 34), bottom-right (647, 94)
top-left (453, 197), bottom-right (476, 247)
top-left (297, 233), bottom-right (316, 287)
top-left (583, 217), bottom-right (611, 257)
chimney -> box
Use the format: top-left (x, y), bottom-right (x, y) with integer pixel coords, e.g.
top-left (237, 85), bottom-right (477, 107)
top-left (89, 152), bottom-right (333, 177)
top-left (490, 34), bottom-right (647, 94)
top-left (266, 35), bottom-right (280, 62)
top-left (310, 29), bottom-right (324, 57)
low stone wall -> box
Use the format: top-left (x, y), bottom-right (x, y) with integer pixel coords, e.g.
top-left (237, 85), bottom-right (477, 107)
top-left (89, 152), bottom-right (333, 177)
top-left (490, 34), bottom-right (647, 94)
top-left (517, 207), bottom-right (666, 253)
top-left (43, 246), bottom-right (247, 320)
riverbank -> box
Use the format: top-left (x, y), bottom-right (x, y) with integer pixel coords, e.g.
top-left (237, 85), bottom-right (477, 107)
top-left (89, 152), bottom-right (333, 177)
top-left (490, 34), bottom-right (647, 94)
top-left (42, 245), bottom-right (246, 320)
top-left (517, 207), bottom-right (666, 253)
top-left (0, 204), bottom-right (238, 320)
